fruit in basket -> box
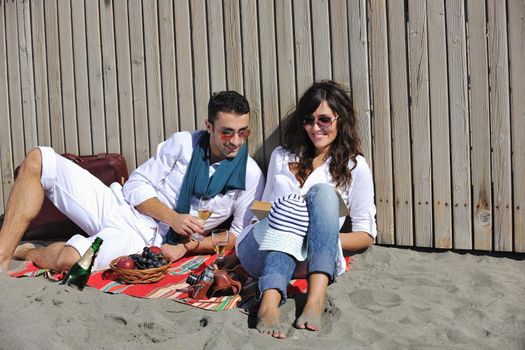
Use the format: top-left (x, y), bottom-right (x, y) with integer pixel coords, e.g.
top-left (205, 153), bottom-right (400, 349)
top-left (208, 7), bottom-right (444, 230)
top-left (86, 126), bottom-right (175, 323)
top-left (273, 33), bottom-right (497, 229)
top-left (126, 246), bottom-right (169, 270)
top-left (149, 246), bottom-right (162, 255)
top-left (115, 256), bottom-right (135, 269)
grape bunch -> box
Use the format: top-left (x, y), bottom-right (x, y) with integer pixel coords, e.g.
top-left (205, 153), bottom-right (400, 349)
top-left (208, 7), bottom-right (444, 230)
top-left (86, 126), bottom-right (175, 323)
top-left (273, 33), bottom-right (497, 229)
top-left (129, 246), bottom-right (168, 269)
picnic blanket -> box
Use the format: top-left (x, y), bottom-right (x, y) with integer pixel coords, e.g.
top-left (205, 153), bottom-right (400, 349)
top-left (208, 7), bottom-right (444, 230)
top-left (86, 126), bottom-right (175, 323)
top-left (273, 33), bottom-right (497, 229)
top-left (10, 254), bottom-right (352, 311)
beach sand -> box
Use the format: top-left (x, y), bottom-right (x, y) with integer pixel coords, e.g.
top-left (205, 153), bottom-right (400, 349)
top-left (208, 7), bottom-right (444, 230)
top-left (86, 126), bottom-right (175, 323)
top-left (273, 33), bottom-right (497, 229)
top-left (1, 245), bottom-right (524, 350)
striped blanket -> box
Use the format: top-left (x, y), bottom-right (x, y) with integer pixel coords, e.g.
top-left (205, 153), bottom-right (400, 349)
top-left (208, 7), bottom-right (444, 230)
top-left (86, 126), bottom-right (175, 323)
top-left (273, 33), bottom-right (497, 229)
top-left (10, 254), bottom-right (352, 311)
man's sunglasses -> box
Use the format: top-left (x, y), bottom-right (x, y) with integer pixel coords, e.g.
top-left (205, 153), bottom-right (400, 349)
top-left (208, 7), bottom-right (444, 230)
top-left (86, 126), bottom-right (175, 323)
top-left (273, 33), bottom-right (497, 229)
top-left (219, 128), bottom-right (251, 140)
top-left (302, 115), bottom-right (339, 129)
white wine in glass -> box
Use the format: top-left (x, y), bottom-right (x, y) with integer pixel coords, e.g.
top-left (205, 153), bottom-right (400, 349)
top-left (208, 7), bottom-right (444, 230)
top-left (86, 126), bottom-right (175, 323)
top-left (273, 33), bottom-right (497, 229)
top-left (211, 229), bottom-right (229, 263)
top-left (191, 196), bottom-right (213, 241)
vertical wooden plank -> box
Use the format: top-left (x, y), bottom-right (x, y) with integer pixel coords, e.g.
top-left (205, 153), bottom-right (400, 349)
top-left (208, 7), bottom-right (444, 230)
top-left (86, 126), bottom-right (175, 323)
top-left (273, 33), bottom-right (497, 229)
top-left (241, 0), bottom-right (264, 165)
top-left (293, 0), bottom-right (313, 95)
top-left (258, 0), bottom-right (279, 169)
top-left (174, 0), bottom-right (195, 131)
top-left (190, 0), bottom-right (210, 130)
top-left (509, 0), bottom-right (525, 253)
top-left (71, 0), bottom-right (92, 155)
top-left (368, 0), bottom-right (394, 245)
top-left (487, 0), bottom-right (512, 252)
top-left (159, 0), bottom-right (179, 137)
top-left (57, 0), bottom-right (78, 154)
top-left (0, 2), bottom-right (13, 208)
top-left (446, 0), bottom-right (471, 249)
top-left (387, 0), bottom-right (413, 246)
top-left (467, 0), bottom-right (492, 251)
top-left (311, 0), bottom-right (331, 80)
top-left (85, 0), bottom-right (106, 154)
top-left (348, 0), bottom-right (372, 165)
top-left (407, 0), bottom-right (432, 247)
top-left (427, 0), bottom-right (452, 248)
top-left (207, 0), bottom-right (227, 92)
top-left (114, 0), bottom-right (136, 171)
top-left (44, 0), bottom-right (65, 153)
top-left (129, 0), bottom-right (149, 164)
top-left (5, 0), bottom-right (25, 165)
top-left (224, 0), bottom-right (243, 93)
top-left (100, 0), bottom-right (120, 153)
top-left (330, 0), bottom-right (350, 87)
top-left (17, 0), bottom-right (37, 151)
top-left (31, 0), bottom-right (51, 147)
top-left (143, 0), bottom-right (163, 153)
top-left (275, 0), bottom-right (296, 131)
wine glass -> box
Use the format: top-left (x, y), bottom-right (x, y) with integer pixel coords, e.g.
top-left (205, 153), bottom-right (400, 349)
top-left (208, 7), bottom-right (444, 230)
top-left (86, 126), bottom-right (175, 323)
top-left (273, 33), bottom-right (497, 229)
top-left (191, 196), bottom-right (213, 241)
top-left (211, 229), bottom-right (229, 263)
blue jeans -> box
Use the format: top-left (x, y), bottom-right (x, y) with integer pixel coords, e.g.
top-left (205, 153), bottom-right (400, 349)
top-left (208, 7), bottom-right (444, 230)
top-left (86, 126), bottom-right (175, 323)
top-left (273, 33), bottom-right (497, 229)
top-left (238, 183), bottom-right (340, 301)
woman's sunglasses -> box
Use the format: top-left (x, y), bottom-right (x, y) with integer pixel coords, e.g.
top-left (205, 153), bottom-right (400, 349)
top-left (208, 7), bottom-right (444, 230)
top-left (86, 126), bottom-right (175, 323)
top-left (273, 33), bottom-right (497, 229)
top-left (219, 128), bottom-right (251, 140)
top-left (302, 115), bottom-right (339, 129)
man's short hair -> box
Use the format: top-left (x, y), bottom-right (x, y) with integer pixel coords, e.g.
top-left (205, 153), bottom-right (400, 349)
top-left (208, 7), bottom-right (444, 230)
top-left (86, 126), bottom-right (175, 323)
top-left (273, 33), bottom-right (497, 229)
top-left (208, 91), bottom-right (250, 123)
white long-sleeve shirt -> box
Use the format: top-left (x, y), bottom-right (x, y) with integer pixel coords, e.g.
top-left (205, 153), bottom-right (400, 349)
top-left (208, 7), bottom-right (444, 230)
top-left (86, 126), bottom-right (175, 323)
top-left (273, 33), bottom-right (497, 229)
top-left (123, 131), bottom-right (265, 240)
top-left (237, 146), bottom-right (376, 275)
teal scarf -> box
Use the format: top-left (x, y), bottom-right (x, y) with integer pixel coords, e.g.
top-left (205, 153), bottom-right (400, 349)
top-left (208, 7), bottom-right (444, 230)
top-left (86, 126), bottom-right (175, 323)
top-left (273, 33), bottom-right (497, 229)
top-left (166, 131), bottom-right (248, 243)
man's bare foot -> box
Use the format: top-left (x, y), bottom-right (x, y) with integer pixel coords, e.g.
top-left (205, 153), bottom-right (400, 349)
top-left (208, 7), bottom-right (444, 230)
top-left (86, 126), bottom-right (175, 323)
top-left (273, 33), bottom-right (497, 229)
top-left (295, 299), bottom-right (323, 331)
top-left (256, 305), bottom-right (286, 339)
top-left (13, 243), bottom-right (36, 260)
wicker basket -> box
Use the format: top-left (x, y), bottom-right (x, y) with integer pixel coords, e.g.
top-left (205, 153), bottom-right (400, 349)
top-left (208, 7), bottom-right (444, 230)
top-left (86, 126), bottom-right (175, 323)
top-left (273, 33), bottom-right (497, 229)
top-left (110, 256), bottom-right (170, 284)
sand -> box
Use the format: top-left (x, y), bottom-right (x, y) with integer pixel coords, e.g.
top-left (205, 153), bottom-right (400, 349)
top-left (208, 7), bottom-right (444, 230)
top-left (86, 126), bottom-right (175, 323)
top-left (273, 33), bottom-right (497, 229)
top-left (1, 245), bottom-right (524, 350)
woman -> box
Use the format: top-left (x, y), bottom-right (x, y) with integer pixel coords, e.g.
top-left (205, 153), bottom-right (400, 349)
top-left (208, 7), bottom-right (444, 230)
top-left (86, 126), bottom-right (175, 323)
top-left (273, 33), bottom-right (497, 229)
top-left (235, 80), bottom-right (377, 339)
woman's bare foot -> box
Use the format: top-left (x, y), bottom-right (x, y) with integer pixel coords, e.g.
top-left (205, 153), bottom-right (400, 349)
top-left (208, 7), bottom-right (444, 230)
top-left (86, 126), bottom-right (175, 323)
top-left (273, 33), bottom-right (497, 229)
top-left (256, 289), bottom-right (286, 339)
top-left (295, 298), bottom-right (324, 331)
top-left (13, 242), bottom-right (36, 260)
top-left (256, 305), bottom-right (286, 339)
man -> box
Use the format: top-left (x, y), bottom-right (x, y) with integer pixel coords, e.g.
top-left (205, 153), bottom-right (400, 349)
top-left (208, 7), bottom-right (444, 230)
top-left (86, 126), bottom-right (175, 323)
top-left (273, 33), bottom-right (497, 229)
top-left (0, 91), bottom-right (264, 272)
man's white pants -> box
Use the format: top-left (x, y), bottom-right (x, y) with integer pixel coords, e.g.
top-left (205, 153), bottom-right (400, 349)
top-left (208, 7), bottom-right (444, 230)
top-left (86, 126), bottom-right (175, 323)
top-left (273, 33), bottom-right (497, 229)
top-left (38, 147), bottom-right (157, 270)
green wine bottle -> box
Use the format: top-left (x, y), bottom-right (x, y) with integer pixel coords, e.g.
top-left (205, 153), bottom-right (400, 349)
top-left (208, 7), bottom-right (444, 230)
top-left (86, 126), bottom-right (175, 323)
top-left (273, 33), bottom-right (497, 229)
top-left (60, 237), bottom-right (103, 290)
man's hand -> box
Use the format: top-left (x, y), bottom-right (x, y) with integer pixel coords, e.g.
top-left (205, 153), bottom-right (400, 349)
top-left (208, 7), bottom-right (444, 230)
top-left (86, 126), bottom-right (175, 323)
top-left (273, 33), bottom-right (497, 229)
top-left (161, 243), bottom-right (188, 263)
top-left (169, 213), bottom-right (204, 237)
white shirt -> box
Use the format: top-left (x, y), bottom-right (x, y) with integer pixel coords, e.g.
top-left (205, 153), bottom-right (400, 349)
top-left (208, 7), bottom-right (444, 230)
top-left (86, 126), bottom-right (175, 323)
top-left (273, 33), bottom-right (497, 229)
top-left (237, 146), bottom-right (377, 275)
top-left (123, 131), bottom-right (265, 240)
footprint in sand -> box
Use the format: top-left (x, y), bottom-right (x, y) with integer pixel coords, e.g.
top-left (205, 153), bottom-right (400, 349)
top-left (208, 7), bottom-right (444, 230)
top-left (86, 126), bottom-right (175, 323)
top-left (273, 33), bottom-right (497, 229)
top-left (349, 289), bottom-right (402, 313)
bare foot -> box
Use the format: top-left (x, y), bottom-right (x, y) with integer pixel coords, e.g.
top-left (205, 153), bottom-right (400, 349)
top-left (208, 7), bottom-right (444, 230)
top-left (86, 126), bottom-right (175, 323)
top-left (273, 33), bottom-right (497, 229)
top-left (296, 299), bottom-right (323, 331)
top-left (13, 242), bottom-right (36, 260)
top-left (256, 305), bottom-right (286, 339)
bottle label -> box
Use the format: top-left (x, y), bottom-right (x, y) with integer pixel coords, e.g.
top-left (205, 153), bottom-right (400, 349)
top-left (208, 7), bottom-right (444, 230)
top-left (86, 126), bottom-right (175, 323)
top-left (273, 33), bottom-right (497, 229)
top-left (77, 248), bottom-right (95, 270)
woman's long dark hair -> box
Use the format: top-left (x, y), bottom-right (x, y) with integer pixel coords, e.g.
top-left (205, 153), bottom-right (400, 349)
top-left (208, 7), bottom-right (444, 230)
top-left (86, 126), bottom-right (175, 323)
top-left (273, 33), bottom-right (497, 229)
top-left (282, 80), bottom-right (362, 189)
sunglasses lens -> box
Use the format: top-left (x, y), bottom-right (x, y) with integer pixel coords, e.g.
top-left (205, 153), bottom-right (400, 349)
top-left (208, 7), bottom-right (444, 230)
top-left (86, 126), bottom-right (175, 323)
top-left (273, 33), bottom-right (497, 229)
top-left (238, 129), bottom-right (251, 139)
top-left (317, 117), bottom-right (333, 127)
top-left (303, 116), bottom-right (315, 126)
top-left (220, 130), bottom-right (235, 139)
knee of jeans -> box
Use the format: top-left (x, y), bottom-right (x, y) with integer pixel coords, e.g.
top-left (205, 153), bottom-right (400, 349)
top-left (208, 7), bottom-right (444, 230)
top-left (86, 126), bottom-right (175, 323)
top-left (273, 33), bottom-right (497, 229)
top-left (20, 148), bottom-right (43, 178)
top-left (307, 183), bottom-right (337, 201)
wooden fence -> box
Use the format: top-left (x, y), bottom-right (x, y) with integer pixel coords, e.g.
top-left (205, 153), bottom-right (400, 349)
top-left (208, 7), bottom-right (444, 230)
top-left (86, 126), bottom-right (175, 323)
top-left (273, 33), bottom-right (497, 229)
top-left (0, 0), bottom-right (524, 252)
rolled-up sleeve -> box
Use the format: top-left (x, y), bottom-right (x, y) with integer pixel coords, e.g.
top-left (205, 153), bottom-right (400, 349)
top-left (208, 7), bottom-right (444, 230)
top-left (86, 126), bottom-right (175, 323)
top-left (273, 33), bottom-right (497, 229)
top-left (347, 157), bottom-right (377, 238)
top-left (229, 159), bottom-right (265, 237)
top-left (123, 133), bottom-right (183, 207)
